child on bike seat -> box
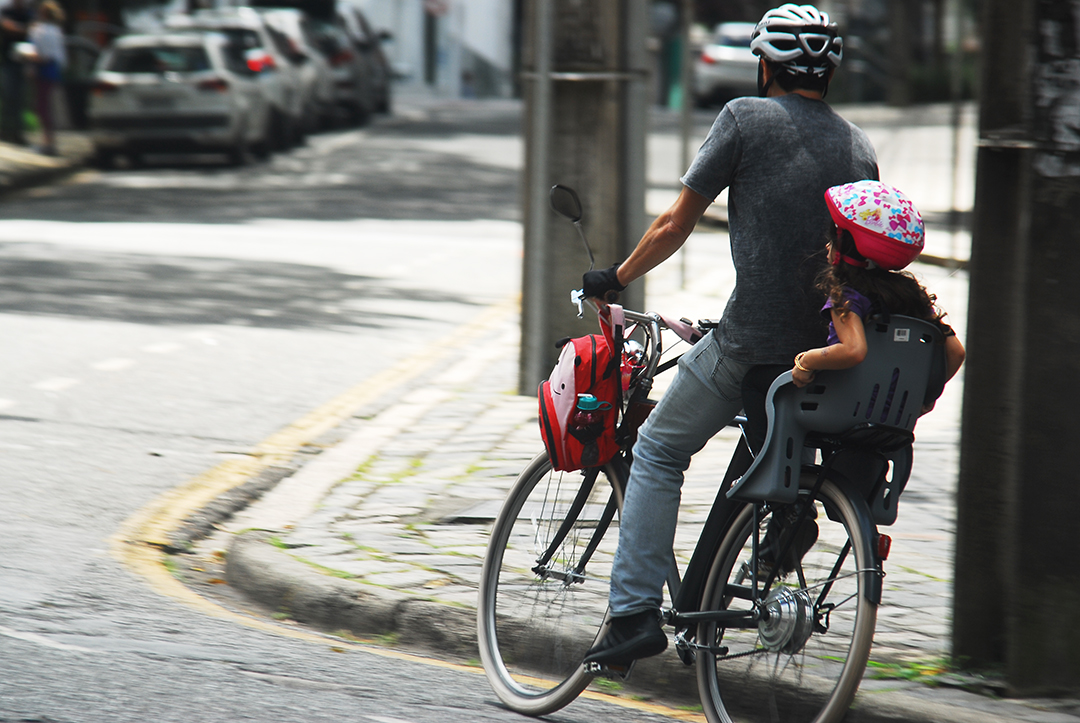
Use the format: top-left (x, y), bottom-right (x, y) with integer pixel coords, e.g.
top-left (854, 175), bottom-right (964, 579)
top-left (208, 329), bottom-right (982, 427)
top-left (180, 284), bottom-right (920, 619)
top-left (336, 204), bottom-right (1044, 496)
top-left (742, 180), bottom-right (966, 456)
top-left (740, 180), bottom-right (965, 581)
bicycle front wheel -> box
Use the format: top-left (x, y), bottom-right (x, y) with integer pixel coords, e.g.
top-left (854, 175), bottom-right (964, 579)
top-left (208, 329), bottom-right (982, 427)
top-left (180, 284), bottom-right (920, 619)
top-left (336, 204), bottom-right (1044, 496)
top-left (697, 478), bottom-right (878, 723)
top-left (477, 451), bottom-right (627, 716)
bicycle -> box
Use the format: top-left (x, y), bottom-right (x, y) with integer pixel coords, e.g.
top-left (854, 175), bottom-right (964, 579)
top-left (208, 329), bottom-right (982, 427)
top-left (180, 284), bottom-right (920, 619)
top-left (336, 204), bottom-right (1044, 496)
top-left (476, 186), bottom-right (946, 723)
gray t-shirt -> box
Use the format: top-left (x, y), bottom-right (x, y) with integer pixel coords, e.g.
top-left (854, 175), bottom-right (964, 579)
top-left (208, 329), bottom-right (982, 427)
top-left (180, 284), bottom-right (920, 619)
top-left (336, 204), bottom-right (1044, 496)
top-left (681, 94), bottom-right (879, 365)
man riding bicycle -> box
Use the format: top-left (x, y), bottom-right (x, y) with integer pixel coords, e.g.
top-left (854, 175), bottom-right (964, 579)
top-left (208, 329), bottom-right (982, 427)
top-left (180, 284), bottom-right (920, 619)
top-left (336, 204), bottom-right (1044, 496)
top-left (581, 3), bottom-right (880, 667)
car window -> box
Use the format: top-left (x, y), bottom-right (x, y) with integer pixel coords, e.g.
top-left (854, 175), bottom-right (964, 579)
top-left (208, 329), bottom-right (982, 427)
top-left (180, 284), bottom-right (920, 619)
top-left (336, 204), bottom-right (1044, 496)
top-left (220, 42), bottom-right (257, 76)
top-left (265, 24), bottom-right (301, 61)
top-left (108, 46), bottom-right (211, 73)
top-left (217, 28), bottom-right (263, 50)
top-left (717, 31), bottom-right (752, 48)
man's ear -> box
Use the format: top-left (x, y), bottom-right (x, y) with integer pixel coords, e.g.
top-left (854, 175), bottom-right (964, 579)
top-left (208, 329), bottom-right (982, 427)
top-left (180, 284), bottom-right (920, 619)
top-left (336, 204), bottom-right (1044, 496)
top-left (757, 59), bottom-right (774, 97)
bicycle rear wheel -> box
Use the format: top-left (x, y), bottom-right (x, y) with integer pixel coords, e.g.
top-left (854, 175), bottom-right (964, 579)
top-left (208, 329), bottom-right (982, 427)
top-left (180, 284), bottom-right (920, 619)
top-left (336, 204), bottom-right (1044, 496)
top-left (696, 478), bottom-right (877, 723)
top-left (477, 451), bottom-right (627, 715)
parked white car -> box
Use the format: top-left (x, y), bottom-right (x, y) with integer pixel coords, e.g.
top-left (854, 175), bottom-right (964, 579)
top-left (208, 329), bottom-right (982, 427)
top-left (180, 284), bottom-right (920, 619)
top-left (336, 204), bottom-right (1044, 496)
top-left (335, 2), bottom-right (392, 114)
top-left (173, 7), bottom-right (306, 147)
top-left (306, 17), bottom-right (371, 125)
top-left (258, 7), bottom-right (335, 131)
top-left (88, 32), bottom-right (272, 166)
top-left (694, 22), bottom-right (759, 107)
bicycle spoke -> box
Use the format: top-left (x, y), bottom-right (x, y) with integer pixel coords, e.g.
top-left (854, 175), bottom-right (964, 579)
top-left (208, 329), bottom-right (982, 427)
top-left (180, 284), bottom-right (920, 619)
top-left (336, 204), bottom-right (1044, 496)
top-left (696, 481), bottom-right (877, 723)
top-left (477, 453), bottom-right (627, 715)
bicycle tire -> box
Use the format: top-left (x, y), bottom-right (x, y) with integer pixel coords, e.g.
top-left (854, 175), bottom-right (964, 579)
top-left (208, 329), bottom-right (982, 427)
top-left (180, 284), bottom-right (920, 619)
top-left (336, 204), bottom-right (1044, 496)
top-left (477, 451), bottom-right (627, 716)
top-left (696, 477), bottom-right (878, 723)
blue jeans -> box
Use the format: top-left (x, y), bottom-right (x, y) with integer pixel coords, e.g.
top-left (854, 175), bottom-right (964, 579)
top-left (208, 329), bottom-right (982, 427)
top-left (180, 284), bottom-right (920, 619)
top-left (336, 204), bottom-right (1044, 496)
top-left (609, 332), bottom-right (752, 615)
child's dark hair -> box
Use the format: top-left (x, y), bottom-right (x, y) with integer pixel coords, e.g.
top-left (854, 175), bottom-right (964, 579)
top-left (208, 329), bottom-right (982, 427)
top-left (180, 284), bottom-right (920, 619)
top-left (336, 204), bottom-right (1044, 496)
top-left (816, 229), bottom-right (946, 324)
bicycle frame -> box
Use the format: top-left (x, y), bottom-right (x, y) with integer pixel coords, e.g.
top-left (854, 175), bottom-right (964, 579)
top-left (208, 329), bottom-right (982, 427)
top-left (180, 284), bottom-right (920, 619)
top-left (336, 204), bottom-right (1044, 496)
top-left (577, 297), bottom-right (884, 636)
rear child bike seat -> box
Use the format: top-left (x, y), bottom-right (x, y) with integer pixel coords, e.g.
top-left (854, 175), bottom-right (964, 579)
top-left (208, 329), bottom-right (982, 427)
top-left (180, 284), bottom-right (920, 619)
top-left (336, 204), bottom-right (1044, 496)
top-left (728, 315), bottom-right (945, 505)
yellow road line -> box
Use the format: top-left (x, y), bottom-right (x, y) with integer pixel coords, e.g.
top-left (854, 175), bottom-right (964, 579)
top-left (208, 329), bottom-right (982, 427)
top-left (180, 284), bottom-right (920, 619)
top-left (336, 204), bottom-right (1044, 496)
top-left (112, 297), bottom-right (517, 551)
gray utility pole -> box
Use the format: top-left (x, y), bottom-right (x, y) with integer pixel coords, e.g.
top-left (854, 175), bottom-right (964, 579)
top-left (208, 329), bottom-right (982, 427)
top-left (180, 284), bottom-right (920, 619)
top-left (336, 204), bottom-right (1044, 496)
top-left (953, 0), bottom-right (1080, 695)
top-left (519, 0), bottom-right (649, 395)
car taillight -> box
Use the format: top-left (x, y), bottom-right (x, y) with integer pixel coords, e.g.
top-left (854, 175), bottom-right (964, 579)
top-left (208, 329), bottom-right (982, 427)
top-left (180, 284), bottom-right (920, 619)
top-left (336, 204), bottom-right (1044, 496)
top-left (246, 51), bottom-right (276, 73)
top-left (197, 78), bottom-right (229, 92)
top-left (700, 52), bottom-right (716, 64)
top-left (331, 49), bottom-right (353, 66)
top-left (91, 81), bottom-right (119, 96)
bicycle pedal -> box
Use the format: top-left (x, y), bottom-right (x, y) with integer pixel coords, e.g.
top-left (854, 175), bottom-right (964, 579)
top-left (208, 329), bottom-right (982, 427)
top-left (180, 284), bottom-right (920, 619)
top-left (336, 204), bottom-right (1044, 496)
top-left (584, 660), bottom-right (636, 681)
top-left (673, 631), bottom-right (696, 666)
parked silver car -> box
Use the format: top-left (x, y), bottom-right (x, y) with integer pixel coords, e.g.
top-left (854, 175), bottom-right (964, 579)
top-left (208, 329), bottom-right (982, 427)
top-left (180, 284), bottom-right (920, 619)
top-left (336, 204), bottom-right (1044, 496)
top-left (335, 2), bottom-right (392, 114)
top-left (88, 32), bottom-right (272, 166)
top-left (173, 7), bottom-right (306, 147)
top-left (258, 7), bottom-right (335, 131)
top-left (694, 22), bottom-right (759, 107)
top-left (306, 17), bottom-right (371, 125)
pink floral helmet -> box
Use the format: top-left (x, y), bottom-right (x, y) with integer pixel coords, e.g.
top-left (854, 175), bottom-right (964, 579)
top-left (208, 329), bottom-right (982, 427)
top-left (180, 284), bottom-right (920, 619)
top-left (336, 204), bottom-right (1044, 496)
top-left (825, 180), bottom-right (925, 270)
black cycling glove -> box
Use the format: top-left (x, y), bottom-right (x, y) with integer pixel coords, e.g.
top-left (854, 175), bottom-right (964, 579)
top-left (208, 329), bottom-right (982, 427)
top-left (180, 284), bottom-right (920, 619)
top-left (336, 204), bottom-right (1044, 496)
top-left (582, 263), bottom-right (626, 300)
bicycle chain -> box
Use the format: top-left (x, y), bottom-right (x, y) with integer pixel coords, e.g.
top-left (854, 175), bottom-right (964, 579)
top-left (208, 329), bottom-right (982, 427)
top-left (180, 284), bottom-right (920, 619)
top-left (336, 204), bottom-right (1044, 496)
top-left (683, 641), bottom-right (769, 662)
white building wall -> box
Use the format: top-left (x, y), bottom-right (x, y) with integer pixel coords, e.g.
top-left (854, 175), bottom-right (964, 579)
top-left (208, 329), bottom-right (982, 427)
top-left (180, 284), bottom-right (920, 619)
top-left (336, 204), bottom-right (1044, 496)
top-left (350, 0), bottom-right (514, 97)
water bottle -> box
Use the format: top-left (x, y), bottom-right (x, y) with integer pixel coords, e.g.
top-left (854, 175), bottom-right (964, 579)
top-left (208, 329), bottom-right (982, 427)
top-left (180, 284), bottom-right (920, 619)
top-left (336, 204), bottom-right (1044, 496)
top-left (572, 394), bottom-right (604, 430)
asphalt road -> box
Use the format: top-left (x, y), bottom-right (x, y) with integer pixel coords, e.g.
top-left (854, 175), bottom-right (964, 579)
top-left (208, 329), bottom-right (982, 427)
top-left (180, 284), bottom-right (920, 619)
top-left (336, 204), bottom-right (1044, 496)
top-left (0, 101), bottom-right (687, 722)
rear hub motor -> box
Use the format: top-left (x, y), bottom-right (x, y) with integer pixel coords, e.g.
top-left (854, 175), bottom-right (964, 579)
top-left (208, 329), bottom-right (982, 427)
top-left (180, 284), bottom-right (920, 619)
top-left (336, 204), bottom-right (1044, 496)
top-left (758, 587), bottom-right (814, 654)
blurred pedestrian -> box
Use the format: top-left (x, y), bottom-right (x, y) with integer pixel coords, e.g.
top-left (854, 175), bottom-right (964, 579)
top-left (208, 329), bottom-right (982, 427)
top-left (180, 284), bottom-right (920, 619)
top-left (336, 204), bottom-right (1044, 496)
top-left (0, 0), bottom-right (30, 144)
top-left (29, 0), bottom-right (65, 155)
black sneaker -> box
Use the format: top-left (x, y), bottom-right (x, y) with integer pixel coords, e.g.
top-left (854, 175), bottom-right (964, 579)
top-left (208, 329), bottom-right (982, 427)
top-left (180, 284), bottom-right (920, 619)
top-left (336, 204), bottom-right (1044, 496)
top-left (759, 506), bottom-right (819, 580)
top-left (583, 609), bottom-right (667, 666)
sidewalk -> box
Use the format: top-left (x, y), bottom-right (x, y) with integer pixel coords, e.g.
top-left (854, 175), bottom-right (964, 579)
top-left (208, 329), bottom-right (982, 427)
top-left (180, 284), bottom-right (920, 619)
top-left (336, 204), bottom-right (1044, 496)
top-left (189, 244), bottom-right (1077, 721)
top-left (0, 130), bottom-right (93, 192)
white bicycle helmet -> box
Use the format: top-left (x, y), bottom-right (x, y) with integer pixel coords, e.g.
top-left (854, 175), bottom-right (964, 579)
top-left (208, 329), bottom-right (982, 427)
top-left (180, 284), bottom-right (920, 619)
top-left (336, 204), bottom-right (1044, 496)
top-left (751, 4), bottom-right (843, 78)
top-left (825, 181), bottom-right (925, 271)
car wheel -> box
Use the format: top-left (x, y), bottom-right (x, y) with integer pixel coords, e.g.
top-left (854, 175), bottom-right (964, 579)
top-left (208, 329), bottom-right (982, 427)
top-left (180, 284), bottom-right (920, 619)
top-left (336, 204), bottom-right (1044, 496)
top-left (270, 109), bottom-right (290, 151)
top-left (375, 87), bottom-right (391, 114)
top-left (228, 135), bottom-right (249, 167)
top-left (91, 148), bottom-right (115, 169)
top-left (349, 101), bottom-right (371, 127)
top-left (291, 116), bottom-right (306, 147)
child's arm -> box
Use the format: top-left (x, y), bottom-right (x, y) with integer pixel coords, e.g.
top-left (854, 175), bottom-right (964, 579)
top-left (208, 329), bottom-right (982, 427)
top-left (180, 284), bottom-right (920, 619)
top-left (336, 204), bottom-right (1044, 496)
top-left (791, 308), bottom-right (867, 388)
top-left (944, 335), bottom-right (965, 380)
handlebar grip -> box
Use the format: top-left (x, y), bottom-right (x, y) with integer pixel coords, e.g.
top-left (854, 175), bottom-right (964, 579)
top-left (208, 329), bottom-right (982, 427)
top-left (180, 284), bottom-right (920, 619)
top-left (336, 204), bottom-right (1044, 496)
top-left (603, 289), bottom-right (620, 304)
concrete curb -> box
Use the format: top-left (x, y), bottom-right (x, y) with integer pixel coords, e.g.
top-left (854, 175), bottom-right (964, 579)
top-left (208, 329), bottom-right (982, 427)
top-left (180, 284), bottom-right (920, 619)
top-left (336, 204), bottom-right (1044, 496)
top-left (224, 532), bottom-right (1077, 723)
top-left (0, 156), bottom-right (83, 194)
top-left (0, 133), bottom-right (94, 195)
top-left (226, 530), bottom-right (478, 660)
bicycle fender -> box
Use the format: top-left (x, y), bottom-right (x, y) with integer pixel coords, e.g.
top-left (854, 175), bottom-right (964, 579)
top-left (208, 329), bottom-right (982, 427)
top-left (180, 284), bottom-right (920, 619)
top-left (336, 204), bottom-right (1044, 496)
top-left (827, 475), bottom-right (883, 606)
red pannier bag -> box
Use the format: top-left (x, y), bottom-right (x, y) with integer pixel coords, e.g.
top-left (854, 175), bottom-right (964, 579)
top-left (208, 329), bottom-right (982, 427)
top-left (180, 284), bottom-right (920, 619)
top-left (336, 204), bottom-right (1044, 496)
top-left (538, 306), bottom-right (625, 472)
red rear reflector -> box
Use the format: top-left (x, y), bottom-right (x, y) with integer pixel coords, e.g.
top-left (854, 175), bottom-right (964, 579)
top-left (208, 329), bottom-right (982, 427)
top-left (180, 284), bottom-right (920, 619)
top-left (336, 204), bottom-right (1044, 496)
top-left (877, 534), bottom-right (892, 560)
